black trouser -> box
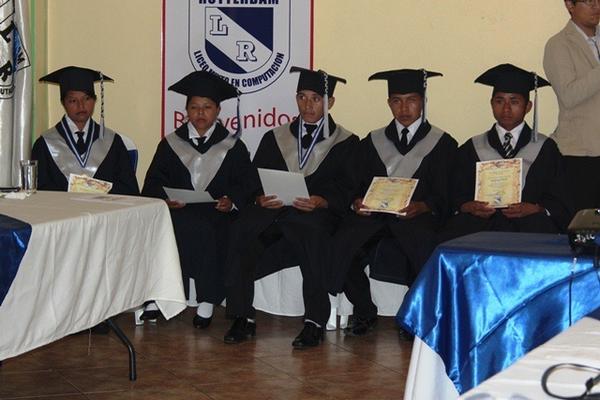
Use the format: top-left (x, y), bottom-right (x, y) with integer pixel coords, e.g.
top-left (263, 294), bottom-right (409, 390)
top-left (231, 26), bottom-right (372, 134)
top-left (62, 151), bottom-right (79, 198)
top-left (333, 214), bottom-right (438, 318)
top-left (225, 206), bottom-right (337, 327)
top-left (343, 254), bottom-right (378, 319)
top-left (170, 204), bottom-right (231, 305)
top-left (438, 212), bottom-right (561, 245)
top-left (564, 156), bottom-right (600, 214)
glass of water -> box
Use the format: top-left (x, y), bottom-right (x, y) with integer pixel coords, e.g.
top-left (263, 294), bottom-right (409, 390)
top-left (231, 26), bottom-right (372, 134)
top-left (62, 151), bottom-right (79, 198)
top-left (20, 160), bottom-right (38, 194)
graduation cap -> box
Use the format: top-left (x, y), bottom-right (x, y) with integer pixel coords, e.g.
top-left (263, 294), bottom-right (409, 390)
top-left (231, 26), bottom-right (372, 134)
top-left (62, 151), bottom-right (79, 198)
top-left (368, 69), bottom-right (442, 96)
top-left (169, 71), bottom-right (242, 137)
top-left (40, 66), bottom-right (112, 138)
top-left (475, 63), bottom-right (551, 142)
top-left (168, 71), bottom-right (239, 104)
top-left (475, 63), bottom-right (550, 97)
top-left (39, 66), bottom-right (113, 100)
top-left (290, 66), bottom-right (347, 141)
top-left (369, 68), bottom-right (443, 124)
top-left (290, 66), bottom-right (347, 97)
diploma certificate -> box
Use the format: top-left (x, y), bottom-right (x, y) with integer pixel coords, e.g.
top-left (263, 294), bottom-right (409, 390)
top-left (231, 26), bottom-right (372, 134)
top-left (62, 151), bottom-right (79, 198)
top-left (258, 168), bottom-right (309, 206)
top-left (475, 158), bottom-right (522, 208)
top-left (163, 187), bottom-right (215, 204)
top-left (68, 174), bottom-right (113, 194)
top-left (361, 177), bottom-right (418, 215)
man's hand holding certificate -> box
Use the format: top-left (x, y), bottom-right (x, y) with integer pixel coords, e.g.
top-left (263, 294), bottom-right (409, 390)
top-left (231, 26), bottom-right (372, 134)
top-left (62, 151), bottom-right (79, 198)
top-left (257, 168), bottom-right (311, 209)
top-left (474, 158), bottom-right (522, 208)
top-left (360, 177), bottom-right (419, 216)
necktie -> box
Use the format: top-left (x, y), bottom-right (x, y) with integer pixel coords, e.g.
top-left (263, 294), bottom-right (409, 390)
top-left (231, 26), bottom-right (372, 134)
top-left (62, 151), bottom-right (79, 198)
top-left (398, 128), bottom-right (409, 154)
top-left (191, 136), bottom-right (207, 152)
top-left (74, 131), bottom-right (86, 155)
top-left (302, 124), bottom-right (318, 149)
top-left (503, 132), bottom-right (514, 158)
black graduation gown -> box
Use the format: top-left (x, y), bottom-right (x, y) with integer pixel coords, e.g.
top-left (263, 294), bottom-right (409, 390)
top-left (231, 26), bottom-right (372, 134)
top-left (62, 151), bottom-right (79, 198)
top-left (31, 121), bottom-right (139, 196)
top-left (224, 116), bottom-right (359, 326)
top-left (440, 124), bottom-right (570, 242)
top-left (142, 123), bottom-right (255, 304)
top-left (331, 121), bottom-right (458, 295)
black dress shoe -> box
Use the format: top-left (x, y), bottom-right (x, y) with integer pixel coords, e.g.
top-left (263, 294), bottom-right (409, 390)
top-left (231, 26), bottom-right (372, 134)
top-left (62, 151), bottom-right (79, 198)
top-left (398, 327), bottom-right (414, 341)
top-left (224, 317), bottom-right (256, 344)
top-left (292, 322), bottom-right (324, 349)
top-left (140, 309), bottom-right (161, 321)
top-left (193, 315), bottom-right (212, 329)
top-left (344, 316), bottom-right (378, 336)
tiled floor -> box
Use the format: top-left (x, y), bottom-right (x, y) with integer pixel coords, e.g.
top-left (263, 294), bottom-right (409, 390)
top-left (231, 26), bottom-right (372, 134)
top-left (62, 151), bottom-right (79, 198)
top-left (0, 308), bottom-right (412, 399)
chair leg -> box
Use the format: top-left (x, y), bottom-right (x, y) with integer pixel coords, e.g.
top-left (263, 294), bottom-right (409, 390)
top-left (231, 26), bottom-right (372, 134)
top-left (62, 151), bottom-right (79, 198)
top-left (106, 318), bottom-right (137, 381)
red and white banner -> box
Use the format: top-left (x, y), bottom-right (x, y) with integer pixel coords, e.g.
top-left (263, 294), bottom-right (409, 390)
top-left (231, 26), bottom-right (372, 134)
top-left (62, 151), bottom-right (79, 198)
top-left (162, 0), bottom-right (313, 154)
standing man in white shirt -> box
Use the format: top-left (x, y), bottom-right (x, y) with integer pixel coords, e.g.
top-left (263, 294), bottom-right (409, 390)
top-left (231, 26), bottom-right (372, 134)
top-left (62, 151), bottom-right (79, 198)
top-left (544, 0), bottom-right (600, 213)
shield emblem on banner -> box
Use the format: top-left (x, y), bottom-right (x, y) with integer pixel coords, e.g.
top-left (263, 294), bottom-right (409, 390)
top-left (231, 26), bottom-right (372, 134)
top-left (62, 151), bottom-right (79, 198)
top-left (188, 0), bottom-right (291, 94)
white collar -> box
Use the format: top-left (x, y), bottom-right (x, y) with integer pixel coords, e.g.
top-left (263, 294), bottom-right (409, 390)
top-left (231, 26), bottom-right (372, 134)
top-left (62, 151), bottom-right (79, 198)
top-left (301, 117), bottom-right (326, 138)
top-left (65, 115), bottom-right (90, 137)
top-left (395, 118), bottom-right (422, 144)
top-left (495, 121), bottom-right (525, 147)
top-left (572, 19), bottom-right (600, 40)
top-left (188, 121), bottom-right (217, 144)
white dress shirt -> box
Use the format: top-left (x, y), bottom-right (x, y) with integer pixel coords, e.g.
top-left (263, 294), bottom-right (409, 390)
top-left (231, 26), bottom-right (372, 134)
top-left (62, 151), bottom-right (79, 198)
top-left (495, 121), bottom-right (525, 149)
top-left (395, 118), bottom-right (422, 145)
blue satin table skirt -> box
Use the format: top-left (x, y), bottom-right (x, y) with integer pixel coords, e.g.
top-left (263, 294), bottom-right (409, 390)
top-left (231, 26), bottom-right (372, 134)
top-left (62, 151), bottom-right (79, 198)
top-left (396, 232), bottom-right (600, 394)
top-left (0, 213), bottom-right (31, 306)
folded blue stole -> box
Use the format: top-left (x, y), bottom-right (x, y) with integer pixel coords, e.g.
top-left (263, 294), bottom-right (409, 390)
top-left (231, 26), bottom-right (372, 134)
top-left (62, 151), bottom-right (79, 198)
top-left (396, 232), bottom-right (600, 394)
top-left (0, 214), bottom-right (32, 306)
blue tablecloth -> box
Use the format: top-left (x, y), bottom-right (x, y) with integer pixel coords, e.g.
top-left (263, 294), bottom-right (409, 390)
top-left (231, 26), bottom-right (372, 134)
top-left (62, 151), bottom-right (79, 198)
top-left (396, 232), bottom-right (600, 394)
top-left (0, 214), bottom-right (31, 306)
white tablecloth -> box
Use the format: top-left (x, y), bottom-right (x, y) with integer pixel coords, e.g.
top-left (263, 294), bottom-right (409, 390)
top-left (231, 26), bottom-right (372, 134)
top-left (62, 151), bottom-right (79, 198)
top-left (460, 316), bottom-right (600, 400)
top-left (405, 317), bottom-right (600, 400)
top-left (0, 191), bottom-right (186, 360)
top-left (404, 338), bottom-right (460, 399)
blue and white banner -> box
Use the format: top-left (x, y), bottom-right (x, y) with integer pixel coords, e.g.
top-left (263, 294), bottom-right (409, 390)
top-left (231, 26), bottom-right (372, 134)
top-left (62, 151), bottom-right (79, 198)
top-left (0, 213), bottom-right (31, 306)
top-left (163, 0), bottom-right (313, 153)
top-left (0, 0), bottom-right (32, 187)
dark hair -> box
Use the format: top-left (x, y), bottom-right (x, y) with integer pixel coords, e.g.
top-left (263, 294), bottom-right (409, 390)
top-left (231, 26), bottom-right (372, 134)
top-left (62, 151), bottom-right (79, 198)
top-left (185, 96), bottom-right (220, 108)
top-left (60, 90), bottom-right (97, 103)
top-left (492, 89), bottom-right (530, 103)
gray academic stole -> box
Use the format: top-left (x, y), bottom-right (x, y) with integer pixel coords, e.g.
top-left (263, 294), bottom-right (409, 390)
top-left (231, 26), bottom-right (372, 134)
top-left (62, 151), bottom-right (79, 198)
top-left (42, 127), bottom-right (115, 179)
top-left (166, 131), bottom-right (236, 190)
top-left (370, 125), bottom-right (444, 178)
top-left (472, 132), bottom-right (547, 189)
top-left (272, 123), bottom-right (352, 177)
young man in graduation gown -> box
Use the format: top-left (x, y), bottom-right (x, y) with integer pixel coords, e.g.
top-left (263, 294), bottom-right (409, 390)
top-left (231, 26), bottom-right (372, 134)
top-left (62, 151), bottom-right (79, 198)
top-left (223, 67), bottom-right (359, 348)
top-left (32, 66), bottom-right (139, 195)
top-left (331, 69), bottom-right (457, 338)
top-left (142, 71), bottom-right (255, 328)
top-left (441, 64), bottom-right (570, 240)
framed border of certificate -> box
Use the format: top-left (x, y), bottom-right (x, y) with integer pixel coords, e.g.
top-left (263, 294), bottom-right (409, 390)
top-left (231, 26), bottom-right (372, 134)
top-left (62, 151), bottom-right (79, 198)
top-left (360, 176), bottom-right (419, 216)
top-left (68, 174), bottom-right (113, 194)
top-left (474, 158), bottom-right (522, 208)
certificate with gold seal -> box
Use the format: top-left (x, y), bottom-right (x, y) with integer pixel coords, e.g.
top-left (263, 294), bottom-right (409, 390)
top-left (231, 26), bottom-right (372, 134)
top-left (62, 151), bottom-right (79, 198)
top-left (360, 177), bottom-right (418, 215)
top-left (475, 158), bottom-right (522, 208)
top-left (68, 173), bottom-right (113, 194)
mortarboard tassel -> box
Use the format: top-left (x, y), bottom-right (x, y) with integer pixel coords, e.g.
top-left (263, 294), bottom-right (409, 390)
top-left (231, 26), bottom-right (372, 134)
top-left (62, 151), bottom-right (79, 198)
top-left (421, 69), bottom-right (428, 125)
top-left (532, 72), bottom-right (539, 143)
top-left (321, 70), bottom-right (330, 140)
top-left (99, 71), bottom-right (105, 139)
top-left (233, 89), bottom-right (242, 138)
